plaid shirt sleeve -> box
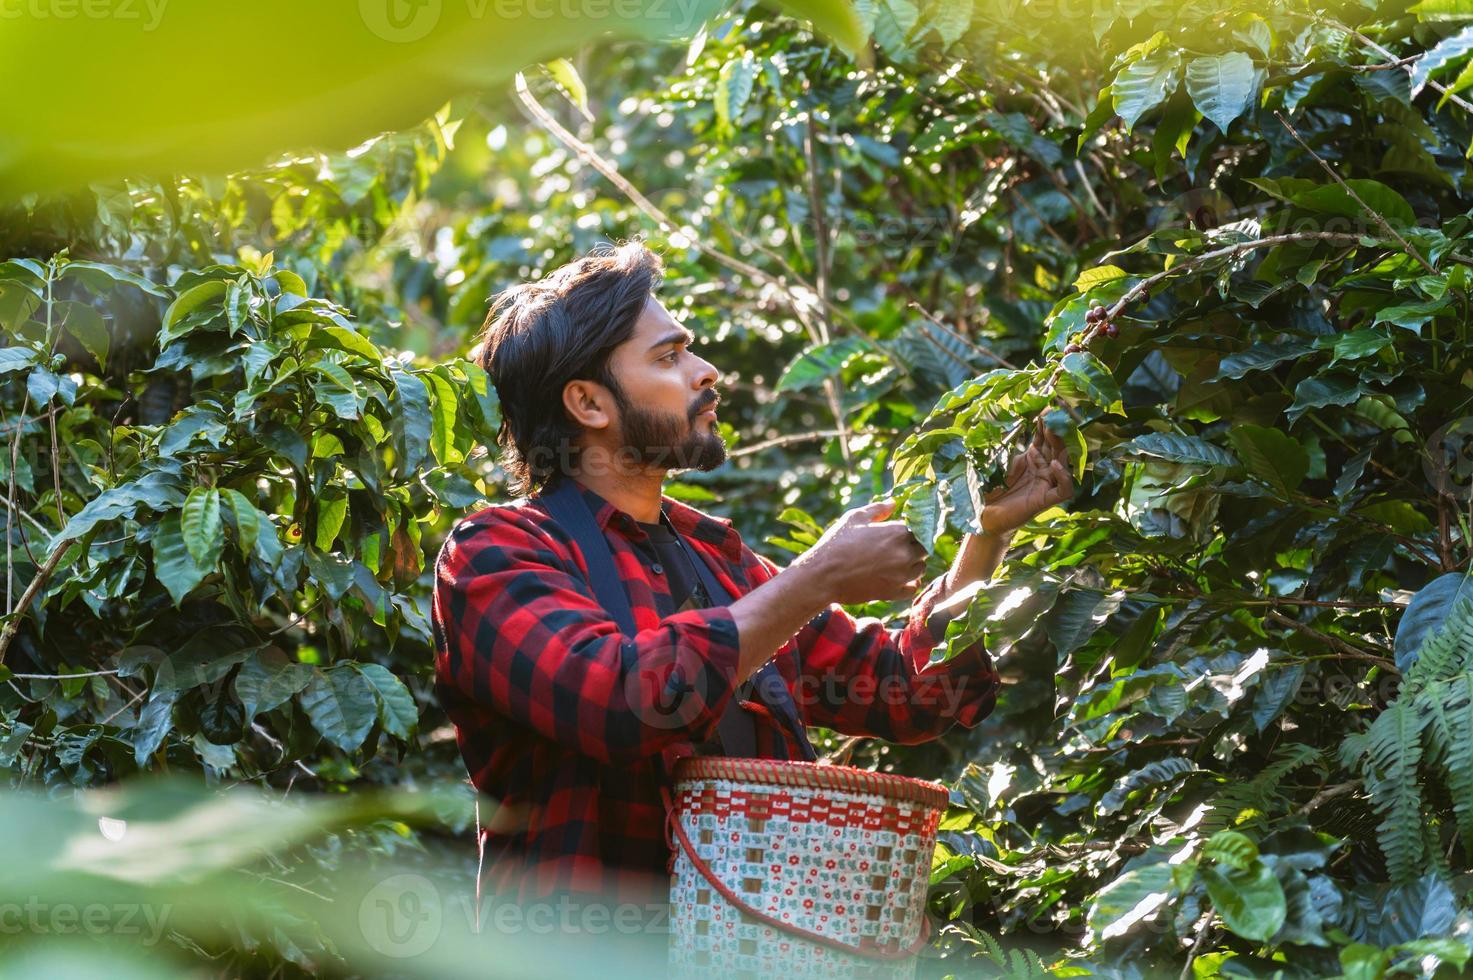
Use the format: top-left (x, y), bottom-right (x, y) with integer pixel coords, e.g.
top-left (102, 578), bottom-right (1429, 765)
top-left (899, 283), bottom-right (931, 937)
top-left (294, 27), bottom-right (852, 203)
top-left (749, 551), bottom-right (999, 744)
top-left (434, 505), bottom-right (745, 765)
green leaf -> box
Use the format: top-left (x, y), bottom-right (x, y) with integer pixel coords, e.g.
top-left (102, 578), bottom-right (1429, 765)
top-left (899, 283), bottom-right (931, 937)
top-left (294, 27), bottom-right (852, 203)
top-left (858, 0), bottom-right (919, 58)
top-left (220, 489), bottom-right (261, 554)
top-left (929, 0), bottom-right (972, 46)
top-left (132, 691), bottom-right (178, 767)
top-left (1395, 573), bottom-right (1472, 671)
top-left (305, 324), bottom-right (381, 362)
top-left (1294, 180), bottom-right (1416, 227)
top-left (391, 369), bottom-right (432, 471)
top-left (1288, 376), bottom-right (1361, 420)
top-left (1227, 425), bottom-right (1309, 496)
top-left (234, 647), bottom-right (313, 721)
top-left (1074, 265), bottom-right (1128, 291)
top-left (1113, 50), bottom-right (1181, 131)
top-left (776, 337), bottom-right (867, 392)
top-left (424, 370), bottom-right (464, 466)
top-left (58, 259), bottom-right (167, 298)
top-left (151, 511), bottom-right (214, 606)
top-left (1059, 351), bottom-right (1123, 415)
top-left (715, 51), bottom-right (758, 136)
top-left (903, 485), bottom-right (941, 555)
top-left (1045, 588), bottom-right (1123, 660)
top-left (1356, 499), bottom-right (1433, 535)
top-left (0, 347), bottom-right (38, 374)
top-left (1203, 829), bottom-right (1259, 870)
top-left (314, 489), bottom-right (349, 551)
top-left (310, 362), bottom-right (361, 420)
top-left (1338, 944), bottom-right (1389, 980)
top-left (59, 302), bottom-right (109, 371)
top-left (1087, 861), bottom-right (1174, 942)
top-left (160, 280), bottom-right (227, 346)
top-left (355, 663), bottom-right (418, 740)
top-left (1328, 326), bottom-right (1393, 364)
top-left (543, 58), bottom-right (588, 114)
top-left (181, 488), bottom-right (223, 566)
top-left (1214, 340), bottom-right (1318, 380)
top-left (299, 667), bottom-right (378, 753)
top-left (1202, 861), bottom-right (1286, 941)
top-left (1119, 432), bottom-right (1238, 468)
top-left (1185, 52), bottom-right (1261, 133)
top-left (1411, 25), bottom-right (1473, 95)
top-left (1373, 295), bottom-right (1451, 332)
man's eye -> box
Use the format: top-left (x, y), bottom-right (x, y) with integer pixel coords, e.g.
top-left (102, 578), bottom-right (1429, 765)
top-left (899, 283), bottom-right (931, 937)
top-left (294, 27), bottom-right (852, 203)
top-left (661, 350), bottom-right (680, 362)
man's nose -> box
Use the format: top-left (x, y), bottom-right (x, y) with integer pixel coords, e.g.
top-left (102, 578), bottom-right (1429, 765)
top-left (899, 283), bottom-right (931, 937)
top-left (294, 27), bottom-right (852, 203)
top-left (692, 353), bottom-right (719, 390)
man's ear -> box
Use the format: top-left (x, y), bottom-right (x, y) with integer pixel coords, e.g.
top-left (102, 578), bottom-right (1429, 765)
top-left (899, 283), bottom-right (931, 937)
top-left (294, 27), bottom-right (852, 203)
top-left (563, 379), bottom-right (613, 431)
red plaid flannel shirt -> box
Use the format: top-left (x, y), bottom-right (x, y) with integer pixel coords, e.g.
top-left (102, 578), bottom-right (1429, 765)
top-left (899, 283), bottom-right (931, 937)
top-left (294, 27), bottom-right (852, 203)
top-left (430, 478), bottom-right (999, 903)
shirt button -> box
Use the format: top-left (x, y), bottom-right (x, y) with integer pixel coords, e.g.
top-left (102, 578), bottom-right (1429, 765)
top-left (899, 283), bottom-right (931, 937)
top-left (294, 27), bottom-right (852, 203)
top-left (651, 563), bottom-right (664, 575)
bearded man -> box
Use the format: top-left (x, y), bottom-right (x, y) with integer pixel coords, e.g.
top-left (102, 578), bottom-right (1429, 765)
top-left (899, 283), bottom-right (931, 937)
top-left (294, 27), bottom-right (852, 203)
top-left (430, 241), bottom-right (1072, 915)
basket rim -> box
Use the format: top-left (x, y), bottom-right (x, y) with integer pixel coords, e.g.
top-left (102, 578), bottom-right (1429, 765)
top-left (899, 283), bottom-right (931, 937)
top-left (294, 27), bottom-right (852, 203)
top-left (671, 756), bottom-right (951, 808)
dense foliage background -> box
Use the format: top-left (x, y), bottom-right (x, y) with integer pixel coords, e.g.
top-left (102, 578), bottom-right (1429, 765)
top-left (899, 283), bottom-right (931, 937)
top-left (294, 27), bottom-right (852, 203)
top-left (5, 0), bottom-right (1473, 976)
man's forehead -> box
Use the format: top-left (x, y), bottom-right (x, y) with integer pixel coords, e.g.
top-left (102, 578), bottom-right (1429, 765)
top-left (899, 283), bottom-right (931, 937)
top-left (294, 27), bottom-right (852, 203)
top-left (632, 297), bottom-right (691, 341)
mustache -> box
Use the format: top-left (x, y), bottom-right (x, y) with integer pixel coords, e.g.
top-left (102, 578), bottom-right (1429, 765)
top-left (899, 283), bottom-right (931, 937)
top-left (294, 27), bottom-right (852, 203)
top-left (691, 392), bottom-right (720, 417)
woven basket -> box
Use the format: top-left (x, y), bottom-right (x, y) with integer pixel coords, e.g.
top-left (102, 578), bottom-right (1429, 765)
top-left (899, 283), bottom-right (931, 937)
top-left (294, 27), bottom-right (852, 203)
top-left (664, 757), bottom-right (949, 979)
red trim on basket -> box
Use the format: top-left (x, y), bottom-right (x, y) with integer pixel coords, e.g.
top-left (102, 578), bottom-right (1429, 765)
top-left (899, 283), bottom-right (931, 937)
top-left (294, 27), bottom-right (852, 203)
top-left (660, 783), bottom-right (934, 963)
top-left (672, 756), bottom-right (950, 808)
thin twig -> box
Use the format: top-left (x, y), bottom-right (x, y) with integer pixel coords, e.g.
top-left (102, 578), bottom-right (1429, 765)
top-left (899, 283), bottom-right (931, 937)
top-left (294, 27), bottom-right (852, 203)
top-left (11, 668), bottom-right (118, 680)
top-left (1320, 16), bottom-right (1473, 115)
top-left (730, 429), bottom-right (855, 459)
top-left (1266, 610), bottom-right (1397, 672)
top-left (0, 539), bottom-right (67, 667)
top-left (906, 300), bottom-right (1019, 369)
top-left (1296, 780), bottom-right (1361, 816)
top-left (100, 687), bottom-right (148, 726)
top-left (1344, 54), bottom-right (1422, 71)
top-left (1274, 110), bottom-right (1436, 275)
top-left (1179, 917), bottom-right (1213, 980)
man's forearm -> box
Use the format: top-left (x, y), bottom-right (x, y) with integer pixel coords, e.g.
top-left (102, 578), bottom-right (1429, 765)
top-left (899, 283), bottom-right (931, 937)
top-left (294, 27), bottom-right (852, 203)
top-left (937, 528), bottom-right (1015, 606)
top-left (726, 555), bottom-right (835, 682)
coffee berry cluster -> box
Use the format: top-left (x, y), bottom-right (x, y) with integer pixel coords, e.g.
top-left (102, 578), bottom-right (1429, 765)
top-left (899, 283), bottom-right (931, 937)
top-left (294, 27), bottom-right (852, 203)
top-left (1063, 300), bottom-right (1122, 353)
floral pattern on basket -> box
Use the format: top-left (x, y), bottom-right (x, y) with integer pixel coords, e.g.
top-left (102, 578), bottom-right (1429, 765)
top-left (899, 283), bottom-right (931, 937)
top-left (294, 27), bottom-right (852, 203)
top-left (667, 761), bottom-right (946, 980)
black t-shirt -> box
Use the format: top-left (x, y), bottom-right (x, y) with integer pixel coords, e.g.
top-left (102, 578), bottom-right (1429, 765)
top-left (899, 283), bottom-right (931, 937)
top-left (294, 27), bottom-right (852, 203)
top-left (631, 508), bottom-right (728, 754)
top-left (631, 510), bottom-right (710, 617)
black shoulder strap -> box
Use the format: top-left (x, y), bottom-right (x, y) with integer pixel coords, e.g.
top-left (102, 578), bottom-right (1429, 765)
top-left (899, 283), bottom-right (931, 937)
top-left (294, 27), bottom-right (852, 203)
top-left (538, 476), bottom-right (638, 638)
top-left (536, 476), bottom-right (816, 763)
top-left (670, 518), bottom-right (817, 763)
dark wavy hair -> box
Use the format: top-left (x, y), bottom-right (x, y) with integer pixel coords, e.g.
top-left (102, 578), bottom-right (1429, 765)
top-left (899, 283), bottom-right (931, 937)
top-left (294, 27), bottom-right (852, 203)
top-left (472, 241), bottom-right (664, 496)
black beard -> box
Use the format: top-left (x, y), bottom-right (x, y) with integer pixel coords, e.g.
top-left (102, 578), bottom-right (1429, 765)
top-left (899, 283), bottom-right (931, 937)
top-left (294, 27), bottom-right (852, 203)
top-left (612, 385), bottom-right (727, 474)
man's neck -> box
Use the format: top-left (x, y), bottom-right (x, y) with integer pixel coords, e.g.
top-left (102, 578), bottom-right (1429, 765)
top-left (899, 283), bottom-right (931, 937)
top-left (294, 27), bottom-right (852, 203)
top-left (568, 467), bottom-right (666, 524)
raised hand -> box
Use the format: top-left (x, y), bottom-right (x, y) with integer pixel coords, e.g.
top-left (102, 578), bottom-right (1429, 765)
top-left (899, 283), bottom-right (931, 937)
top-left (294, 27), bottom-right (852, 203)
top-left (978, 415), bottom-right (1074, 535)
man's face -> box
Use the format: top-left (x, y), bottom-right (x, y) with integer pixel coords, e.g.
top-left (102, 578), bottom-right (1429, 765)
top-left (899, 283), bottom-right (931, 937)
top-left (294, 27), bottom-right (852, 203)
top-left (600, 296), bottom-right (727, 474)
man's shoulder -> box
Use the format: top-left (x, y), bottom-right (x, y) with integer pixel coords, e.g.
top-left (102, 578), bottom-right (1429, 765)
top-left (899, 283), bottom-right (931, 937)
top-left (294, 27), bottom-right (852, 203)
top-left (439, 497), bottom-right (566, 567)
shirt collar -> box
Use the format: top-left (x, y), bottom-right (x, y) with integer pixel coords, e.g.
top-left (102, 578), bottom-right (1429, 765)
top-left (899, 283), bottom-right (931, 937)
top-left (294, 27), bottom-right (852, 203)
top-left (557, 475), bottom-right (743, 563)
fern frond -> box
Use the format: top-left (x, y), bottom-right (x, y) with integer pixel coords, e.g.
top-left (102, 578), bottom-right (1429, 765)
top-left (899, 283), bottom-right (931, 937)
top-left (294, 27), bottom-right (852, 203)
top-left (1203, 742), bottom-right (1321, 831)
top-left (1360, 699), bottom-right (1429, 882)
top-left (1417, 673), bottom-right (1473, 859)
